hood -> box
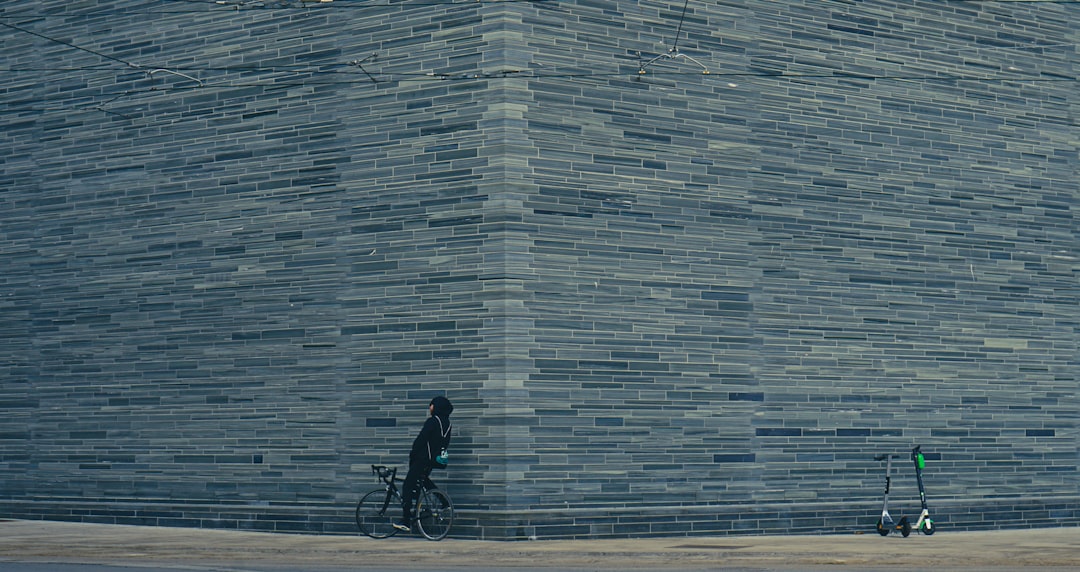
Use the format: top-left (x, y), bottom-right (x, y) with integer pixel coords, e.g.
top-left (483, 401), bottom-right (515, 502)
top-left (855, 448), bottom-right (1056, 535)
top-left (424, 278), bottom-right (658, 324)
top-left (430, 395), bottom-right (454, 417)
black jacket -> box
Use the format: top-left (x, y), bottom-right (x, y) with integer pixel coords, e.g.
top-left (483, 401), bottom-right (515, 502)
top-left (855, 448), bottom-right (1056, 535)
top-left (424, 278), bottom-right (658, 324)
top-left (409, 397), bottom-right (453, 468)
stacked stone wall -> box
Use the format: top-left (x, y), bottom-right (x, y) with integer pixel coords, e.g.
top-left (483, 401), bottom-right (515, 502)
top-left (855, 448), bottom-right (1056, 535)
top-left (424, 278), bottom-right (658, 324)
top-left (1, 1), bottom-right (1076, 539)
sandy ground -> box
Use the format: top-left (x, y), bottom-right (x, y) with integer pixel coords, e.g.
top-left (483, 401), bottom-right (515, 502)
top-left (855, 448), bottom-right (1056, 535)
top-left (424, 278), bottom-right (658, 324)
top-left (1, 519), bottom-right (1078, 570)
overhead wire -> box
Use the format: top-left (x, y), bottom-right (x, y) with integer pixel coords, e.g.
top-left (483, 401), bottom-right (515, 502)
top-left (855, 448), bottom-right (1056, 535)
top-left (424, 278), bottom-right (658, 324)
top-left (2, 58), bottom-right (1074, 84)
top-left (2, 68), bottom-right (1076, 113)
top-left (0, 0), bottom-right (560, 16)
top-left (0, 0), bottom-right (1072, 19)
top-left (0, 0), bottom-right (1073, 30)
top-left (3, 69), bottom-right (1076, 112)
top-left (948, 0), bottom-right (1080, 3)
top-left (1, 17), bottom-right (1072, 82)
top-left (0, 21), bottom-right (139, 68)
top-left (1, 0), bottom-right (1076, 116)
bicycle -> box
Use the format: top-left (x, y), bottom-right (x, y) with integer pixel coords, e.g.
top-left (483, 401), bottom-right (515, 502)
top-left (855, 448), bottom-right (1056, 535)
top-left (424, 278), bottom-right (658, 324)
top-left (355, 464), bottom-right (454, 541)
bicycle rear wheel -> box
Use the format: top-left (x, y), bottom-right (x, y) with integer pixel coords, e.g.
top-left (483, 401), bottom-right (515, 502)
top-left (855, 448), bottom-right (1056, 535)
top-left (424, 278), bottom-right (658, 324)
top-left (416, 488), bottom-right (453, 541)
top-left (356, 489), bottom-right (398, 538)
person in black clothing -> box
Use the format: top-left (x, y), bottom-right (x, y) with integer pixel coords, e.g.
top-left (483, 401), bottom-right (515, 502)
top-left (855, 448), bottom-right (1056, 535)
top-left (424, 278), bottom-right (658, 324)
top-left (393, 395), bottom-right (453, 532)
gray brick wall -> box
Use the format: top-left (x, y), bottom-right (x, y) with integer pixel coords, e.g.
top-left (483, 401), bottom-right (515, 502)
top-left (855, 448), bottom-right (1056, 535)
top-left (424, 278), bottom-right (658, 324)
top-left (1, 0), bottom-right (1077, 539)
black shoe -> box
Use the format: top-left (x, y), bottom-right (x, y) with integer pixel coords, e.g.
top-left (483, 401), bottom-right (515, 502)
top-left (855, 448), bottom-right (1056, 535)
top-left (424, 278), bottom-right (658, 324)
top-left (392, 520), bottom-right (411, 532)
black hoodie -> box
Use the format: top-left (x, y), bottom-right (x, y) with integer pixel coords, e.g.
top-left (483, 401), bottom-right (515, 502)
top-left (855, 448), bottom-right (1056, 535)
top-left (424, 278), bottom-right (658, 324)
top-left (409, 396), bottom-right (453, 467)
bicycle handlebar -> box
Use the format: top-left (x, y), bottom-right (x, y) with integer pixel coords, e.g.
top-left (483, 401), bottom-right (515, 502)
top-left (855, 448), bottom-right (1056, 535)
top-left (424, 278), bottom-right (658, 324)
top-left (371, 464), bottom-right (397, 483)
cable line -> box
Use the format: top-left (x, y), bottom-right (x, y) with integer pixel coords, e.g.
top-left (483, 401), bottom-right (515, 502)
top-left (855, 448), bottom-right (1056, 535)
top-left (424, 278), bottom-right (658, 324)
top-left (0, 21), bottom-right (139, 68)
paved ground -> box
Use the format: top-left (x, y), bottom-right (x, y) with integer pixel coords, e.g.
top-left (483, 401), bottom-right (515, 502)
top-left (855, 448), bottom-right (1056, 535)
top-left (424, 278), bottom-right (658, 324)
top-left (1, 519), bottom-right (1078, 571)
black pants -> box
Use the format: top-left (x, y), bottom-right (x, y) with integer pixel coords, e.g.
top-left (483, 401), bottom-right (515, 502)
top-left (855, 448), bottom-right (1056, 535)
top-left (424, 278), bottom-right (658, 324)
top-left (401, 463), bottom-right (430, 521)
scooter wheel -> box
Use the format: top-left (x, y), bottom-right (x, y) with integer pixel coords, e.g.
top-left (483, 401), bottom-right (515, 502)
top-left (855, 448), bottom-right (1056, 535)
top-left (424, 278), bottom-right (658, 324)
top-left (876, 519), bottom-right (890, 536)
top-left (900, 517), bottom-right (911, 538)
top-left (921, 519), bottom-right (935, 536)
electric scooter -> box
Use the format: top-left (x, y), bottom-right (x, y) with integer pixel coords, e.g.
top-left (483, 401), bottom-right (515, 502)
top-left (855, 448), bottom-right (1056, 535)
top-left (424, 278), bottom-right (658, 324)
top-left (873, 453), bottom-right (911, 536)
top-left (909, 445), bottom-right (935, 535)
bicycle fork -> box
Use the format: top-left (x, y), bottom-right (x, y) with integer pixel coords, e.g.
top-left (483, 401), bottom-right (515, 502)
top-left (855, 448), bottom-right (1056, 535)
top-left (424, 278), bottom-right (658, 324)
top-left (377, 486), bottom-right (395, 517)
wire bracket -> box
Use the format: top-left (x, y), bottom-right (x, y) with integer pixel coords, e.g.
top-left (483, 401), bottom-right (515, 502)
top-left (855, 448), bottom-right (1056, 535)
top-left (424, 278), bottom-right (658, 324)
top-left (147, 68), bottom-right (204, 87)
top-left (637, 47), bottom-right (709, 75)
top-left (349, 53), bottom-right (379, 84)
top-left (636, 0), bottom-right (709, 75)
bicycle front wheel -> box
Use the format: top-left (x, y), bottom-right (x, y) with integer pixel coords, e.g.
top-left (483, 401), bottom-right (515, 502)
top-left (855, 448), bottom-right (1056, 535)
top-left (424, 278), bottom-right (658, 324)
top-left (416, 488), bottom-right (454, 541)
top-left (356, 489), bottom-right (398, 539)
